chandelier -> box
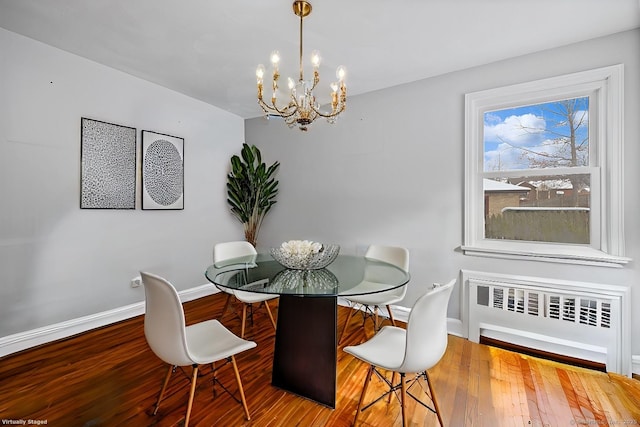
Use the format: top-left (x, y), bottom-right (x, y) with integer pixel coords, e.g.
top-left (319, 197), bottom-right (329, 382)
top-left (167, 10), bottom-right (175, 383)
top-left (256, 1), bottom-right (347, 131)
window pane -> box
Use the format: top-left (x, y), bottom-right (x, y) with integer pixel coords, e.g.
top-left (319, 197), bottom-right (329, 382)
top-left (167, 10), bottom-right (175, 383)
top-left (484, 97), bottom-right (589, 172)
top-left (484, 174), bottom-right (590, 244)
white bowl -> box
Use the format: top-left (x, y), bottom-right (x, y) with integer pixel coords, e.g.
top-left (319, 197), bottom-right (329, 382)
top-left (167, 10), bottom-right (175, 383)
top-left (270, 244), bottom-right (340, 270)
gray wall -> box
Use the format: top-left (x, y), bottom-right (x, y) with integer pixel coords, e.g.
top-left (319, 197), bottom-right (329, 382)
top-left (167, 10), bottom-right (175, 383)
top-left (245, 30), bottom-right (640, 354)
top-left (0, 28), bottom-right (246, 337)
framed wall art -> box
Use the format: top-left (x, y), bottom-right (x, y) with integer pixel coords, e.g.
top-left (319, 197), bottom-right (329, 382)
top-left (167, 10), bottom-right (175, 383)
top-left (80, 118), bottom-right (137, 209)
top-left (141, 130), bottom-right (184, 210)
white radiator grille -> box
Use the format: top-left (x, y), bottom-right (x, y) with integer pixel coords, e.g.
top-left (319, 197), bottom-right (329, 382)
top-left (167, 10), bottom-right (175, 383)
top-left (480, 285), bottom-right (612, 328)
top-left (462, 270), bottom-right (630, 375)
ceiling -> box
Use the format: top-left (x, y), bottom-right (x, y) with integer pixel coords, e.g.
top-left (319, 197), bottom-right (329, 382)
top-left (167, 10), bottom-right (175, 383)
top-left (1, 0), bottom-right (639, 119)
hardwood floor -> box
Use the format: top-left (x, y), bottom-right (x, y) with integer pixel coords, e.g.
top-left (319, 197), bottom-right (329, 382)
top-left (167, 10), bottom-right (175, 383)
top-left (1, 292), bottom-right (639, 426)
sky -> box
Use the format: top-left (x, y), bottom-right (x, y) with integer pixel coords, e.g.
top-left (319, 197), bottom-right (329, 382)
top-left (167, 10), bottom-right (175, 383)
top-left (483, 97), bottom-right (589, 172)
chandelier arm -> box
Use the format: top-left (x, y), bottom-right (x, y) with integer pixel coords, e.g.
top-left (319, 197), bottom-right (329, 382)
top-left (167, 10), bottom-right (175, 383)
top-left (310, 103), bottom-right (346, 119)
top-left (258, 99), bottom-right (298, 119)
top-left (310, 84), bottom-right (347, 118)
top-left (277, 108), bottom-right (300, 119)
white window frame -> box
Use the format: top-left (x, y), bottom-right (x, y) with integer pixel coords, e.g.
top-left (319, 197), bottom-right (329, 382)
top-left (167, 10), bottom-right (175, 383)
top-left (463, 65), bottom-right (629, 268)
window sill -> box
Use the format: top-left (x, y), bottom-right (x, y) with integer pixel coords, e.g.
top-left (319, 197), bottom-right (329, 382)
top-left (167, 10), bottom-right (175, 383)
top-left (461, 241), bottom-right (631, 268)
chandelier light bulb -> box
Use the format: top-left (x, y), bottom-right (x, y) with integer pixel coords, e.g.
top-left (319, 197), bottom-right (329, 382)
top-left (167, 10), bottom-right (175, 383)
top-left (311, 50), bottom-right (321, 68)
top-left (336, 66), bottom-right (346, 81)
top-left (256, 64), bottom-right (265, 80)
top-left (270, 50), bottom-right (281, 67)
top-left (330, 82), bottom-right (338, 93)
top-left (288, 77), bottom-right (295, 90)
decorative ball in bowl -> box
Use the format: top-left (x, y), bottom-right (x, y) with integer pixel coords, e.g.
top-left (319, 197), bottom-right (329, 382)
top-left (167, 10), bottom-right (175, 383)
top-left (270, 240), bottom-right (340, 270)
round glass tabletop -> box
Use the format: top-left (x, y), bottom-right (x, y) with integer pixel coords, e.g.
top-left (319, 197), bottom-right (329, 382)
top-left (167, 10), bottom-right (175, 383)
top-left (205, 253), bottom-right (410, 297)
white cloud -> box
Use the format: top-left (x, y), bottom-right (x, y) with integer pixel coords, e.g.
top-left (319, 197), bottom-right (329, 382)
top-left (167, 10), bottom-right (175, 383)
top-left (484, 113), bottom-right (546, 147)
top-left (483, 103), bottom-right (589, 170)
top-left (484, 141), bottom-right (526, 170)
top-left (484, 112), bottom-right (502, 124)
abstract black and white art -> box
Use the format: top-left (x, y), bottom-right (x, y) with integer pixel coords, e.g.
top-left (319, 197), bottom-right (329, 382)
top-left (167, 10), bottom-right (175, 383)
top-left (141, 130), bottom-right (184, 210)
top-left (80, 118), bottom-right (136, 209)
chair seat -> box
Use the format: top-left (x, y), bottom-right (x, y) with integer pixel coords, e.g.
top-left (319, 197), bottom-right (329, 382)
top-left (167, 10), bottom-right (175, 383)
top-left (234, 290), bottom-right (278, 304)
top-left (346, 284), bottom-right (405, 306)
top-left (344, 325), bottom-right (406, 371)
top-left (185, 319), bottom-right (257, 365)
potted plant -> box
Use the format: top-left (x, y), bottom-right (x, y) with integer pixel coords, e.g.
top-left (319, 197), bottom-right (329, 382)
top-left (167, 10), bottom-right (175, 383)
top-left (226, 143), bottom-right (280, 247)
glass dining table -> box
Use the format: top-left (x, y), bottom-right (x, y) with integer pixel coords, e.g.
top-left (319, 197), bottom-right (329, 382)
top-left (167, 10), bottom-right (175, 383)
top-left (204, 253), bottom-right (410, 408)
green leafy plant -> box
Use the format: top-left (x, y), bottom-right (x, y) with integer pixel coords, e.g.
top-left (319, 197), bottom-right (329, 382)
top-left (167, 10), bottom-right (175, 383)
top-left (226, 143), bottom-right (280, 247)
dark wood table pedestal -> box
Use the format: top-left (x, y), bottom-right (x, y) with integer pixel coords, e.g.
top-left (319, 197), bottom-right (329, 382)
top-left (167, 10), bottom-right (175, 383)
top-left (271, 294), bottom-right (337, 408)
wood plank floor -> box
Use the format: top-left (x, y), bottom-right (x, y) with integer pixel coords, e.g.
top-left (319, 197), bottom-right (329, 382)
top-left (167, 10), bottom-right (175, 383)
top-left (1, 292), bottom-right (639, 426)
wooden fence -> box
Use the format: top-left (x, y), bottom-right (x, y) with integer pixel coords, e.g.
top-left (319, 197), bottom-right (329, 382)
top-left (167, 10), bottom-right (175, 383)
top-left (485, 209), bottom-right (589, 244)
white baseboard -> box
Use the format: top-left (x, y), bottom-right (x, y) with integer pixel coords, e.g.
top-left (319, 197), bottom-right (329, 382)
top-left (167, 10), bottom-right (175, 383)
top-left (0, 283), bottom-right (219, 358)
top-left (633, 355), bottom-right (640, 376)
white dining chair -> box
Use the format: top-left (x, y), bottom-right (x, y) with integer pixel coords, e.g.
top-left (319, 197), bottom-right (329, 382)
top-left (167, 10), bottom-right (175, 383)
top-left (339, 245), bottom-right (409, 344)
top-left (343, 279), bottom-right (455, 427)
top-left (140, 271), bottom-right (256, 426)
top-left (214, 241), bottom-right (278, 338)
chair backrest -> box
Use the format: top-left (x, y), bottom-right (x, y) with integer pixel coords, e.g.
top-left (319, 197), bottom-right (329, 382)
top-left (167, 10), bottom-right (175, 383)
top-left (399, 278), bottom-right (455, 373)
top-left (140, 272), bottom-right (193, 367)
top-left (214, 241), bottom-right (257, 263)
top-left (364, 245), bottom-right (410, 299)
top-left (364, 245), bottom-right (410, 272)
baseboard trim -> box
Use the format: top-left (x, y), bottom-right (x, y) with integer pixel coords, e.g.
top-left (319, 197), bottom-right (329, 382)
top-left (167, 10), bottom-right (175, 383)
top-left (633, 355), bottom-right (640, 376)
top-left (481, 335), bottom-right (607, 372)
top-left (0, 283), bottom-right (219, 358)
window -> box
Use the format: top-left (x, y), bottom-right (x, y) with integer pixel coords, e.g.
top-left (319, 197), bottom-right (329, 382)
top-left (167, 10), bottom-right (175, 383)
top-left (483, 97), bottom-right (592, 245)
top-left (463, 65), bottom-right (628, 267)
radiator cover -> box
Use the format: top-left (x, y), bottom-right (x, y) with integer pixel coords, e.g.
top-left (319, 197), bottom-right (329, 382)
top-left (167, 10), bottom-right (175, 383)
top-left (461, 270), bottom-right (631, 376)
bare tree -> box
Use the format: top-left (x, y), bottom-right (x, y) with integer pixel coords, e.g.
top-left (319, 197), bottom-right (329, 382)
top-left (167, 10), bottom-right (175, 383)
top-left (496, 98), bottom-right (589, 206)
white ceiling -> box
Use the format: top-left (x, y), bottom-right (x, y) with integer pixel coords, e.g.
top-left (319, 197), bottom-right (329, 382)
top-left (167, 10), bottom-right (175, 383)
top-left (1, 0), bottom-right (638, 119)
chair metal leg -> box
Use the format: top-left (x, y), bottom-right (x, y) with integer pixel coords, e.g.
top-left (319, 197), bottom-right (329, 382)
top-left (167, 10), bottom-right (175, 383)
top-left (263, 300), bottom-right (277, 331)
top-left (339, 305), bottom-right (358, 345)
top-left (184, 365), bottom-right (199, 427)
top-left (220, 293), bottom-right (233, 318)
top-left (210, 362), bottom-right (217, 397)
top-left (388, 372), bottom-right (396, 403)
top-left (353, 364), bottom-right (374, 426)
top-left (400, 373), bottom-right (407, 427)
top-left (153, 365), bottom-right (174, 415)
top-left (425, 370), bottom-right (444, 427)
top-left (230, 355), bottom-right (251, 420)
